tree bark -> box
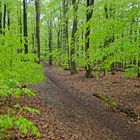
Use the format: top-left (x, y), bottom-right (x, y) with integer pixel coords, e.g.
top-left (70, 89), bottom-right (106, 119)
top-left (3, 4), bottom-right (6, 36)
top-left (62, 0), bottom-right (70, 68)
top-left (0, 1), bottom-right (2, 34)
top-left (85, 0), bottom-right (94, 78)
top-left (7, 5), bottom-right (10, 30)
top-left (17, 4), bottom-right (23, 53)
top-left (104, 5), bottom-right (115, 48)
top-left (62, 0), bottom-right (69, 52)
top-left (23, 0), bottom-right (28, 54)
top-left (35, 0), bottom-right (40, 63)
top-left (70, 0), bottom-right (78, 74)
top-left (19, 8), bottom-right (22, 48)
top-left (48, 20), bottom-right (52, 66)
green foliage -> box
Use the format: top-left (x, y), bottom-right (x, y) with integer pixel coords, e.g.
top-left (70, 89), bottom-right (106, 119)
top-left (14, 115), bottom-right (40, 137)
top-left (0, 0), bottom-right (140, 137)
top-left (0, 0), bottom-right (47, 139)
top-left (15, 104), bottom-right (40, 114)
top-left (0, 114), bottom-right (40, 139)
top-left (124, 66), bottom-right (138, 78)
top-left (42, 0), bottom-right (140, 78)
top-left (0, 53), bottom-right (44, 138)
top-left (0, 2), bottom-right (45, 139)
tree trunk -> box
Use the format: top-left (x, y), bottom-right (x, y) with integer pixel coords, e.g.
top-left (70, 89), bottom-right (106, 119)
top-left (0, 1), bottom-right (2, 34)
top-left (23, 0), bottom-right (28, 54)
top-left (3, 4), bottom-right (6, 36)
top-left (62, 0), bottom-right (70, 68)
top-left (17, 5), bottom-right (23, 53)
top-left (138, 61), bottom-right (140, 77)
top-left (19, 9), bottom-right (22, 50)
top-left (70, 0), bottom-right (78, 74)
top-left (7, 6), bottom-right (10, 30)
top-left (35, 0), bottom-right (40, 63)
top-left (85, 0), bottom-right (94, 78)
top-left (32, 31), bottom-right (35, 53)
top-left (48, 20), bottom-right (52, 66)
top-left (104, 5), bottom-right (115, 48)
top-left (62, 0), bottom-right (69, 52)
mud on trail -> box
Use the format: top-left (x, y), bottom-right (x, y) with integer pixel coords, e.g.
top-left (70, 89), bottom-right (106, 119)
top-left (38, 62), bottom-right (140, 140)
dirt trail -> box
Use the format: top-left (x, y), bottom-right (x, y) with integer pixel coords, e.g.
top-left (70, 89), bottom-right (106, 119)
top-left (39, 63), bottom-right (140, 140)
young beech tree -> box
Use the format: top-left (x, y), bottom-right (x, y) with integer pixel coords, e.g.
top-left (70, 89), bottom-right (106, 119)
top-left (62, 0), bottom-right (69, 68)
top-left (23, 0), bottom-right (28, 54)
top-left (62, 0), bottom-right (69, 52)
top-left (35, 0), bottom-right (41, 62)
top-left (70, 0), bottom-right (79, 74)
top-left (3, 3), bottom-right (6, 36)
top-left (7, 4), bottom-right (10, 30)
top-left (0, 1), bottom-right (2, 34)
top-left (85, 0), bottom-right (94, 78)
top-left (48, 20), bottom-right (53, 66)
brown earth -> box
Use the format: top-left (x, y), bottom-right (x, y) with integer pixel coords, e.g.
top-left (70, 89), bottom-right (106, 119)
top-left (36, 62), bottom-right (140, 140)
top-left (1, 62), bottom-right (140, 140)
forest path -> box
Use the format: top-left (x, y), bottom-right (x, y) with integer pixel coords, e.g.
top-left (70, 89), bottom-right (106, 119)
top-left (39, 62), bottom-right (140, 140)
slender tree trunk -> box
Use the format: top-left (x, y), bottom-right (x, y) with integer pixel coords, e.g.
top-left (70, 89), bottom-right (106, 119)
top-left (32, 26), bottom-right (36, 53)
top-left (138, 60), bottom-right (140, 77)
top-left (19, 9), bottom-right (22, 46)
top-left (57, 18), bottom-right (61, 49)
top-left (23, 0), bottom-right (28, 54)
top-left (3, 4), bottom-right (6, 36)
top-left (7, 7), bottom-right (10, 30)
top-left (17, 6), bottom-right (23, 53)
top-left (32, 31), bottom-right (35, 53)
top-left (57, 30), bottom-right (61, 48)
top-left (48, 20), bottom-right (52, 66)
top-left (44, 39), bottom-right (47, 56)
top-left (104, 5), bottom-right (115, 72)
top-left (137, 18), bottom-right (140, 77)
top-left (62, 0), bottom-right (69, 52)
top-left (104, 5), bottom-right (115, 48)
top-left (58, 8), bottom-right (62, 49)
top-left (70, 0), bottom-right (78, 74)
top-left (85, 0), bottom-right (94, 78)
top-left (62, 0), bottom-right (70, 68)
top-left (0, 1), bottom-right (2, 34)
top-left (35, 0), bottom-right (40, 63)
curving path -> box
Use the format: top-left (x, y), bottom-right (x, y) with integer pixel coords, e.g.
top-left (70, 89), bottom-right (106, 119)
top-left (39, 63), bottom-right (140, 140)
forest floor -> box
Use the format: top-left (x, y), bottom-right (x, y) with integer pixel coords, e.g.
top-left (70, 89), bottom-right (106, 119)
top-left (29, 62), bottom-right (140, 140)
top-left (1, 62), bottom-right (140, 140)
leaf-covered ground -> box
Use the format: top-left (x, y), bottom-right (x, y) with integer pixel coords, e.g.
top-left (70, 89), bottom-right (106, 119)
top-left (43, 62), bottom-right (140, 116)
top-left (1, 62), bottom-right (140, 139)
